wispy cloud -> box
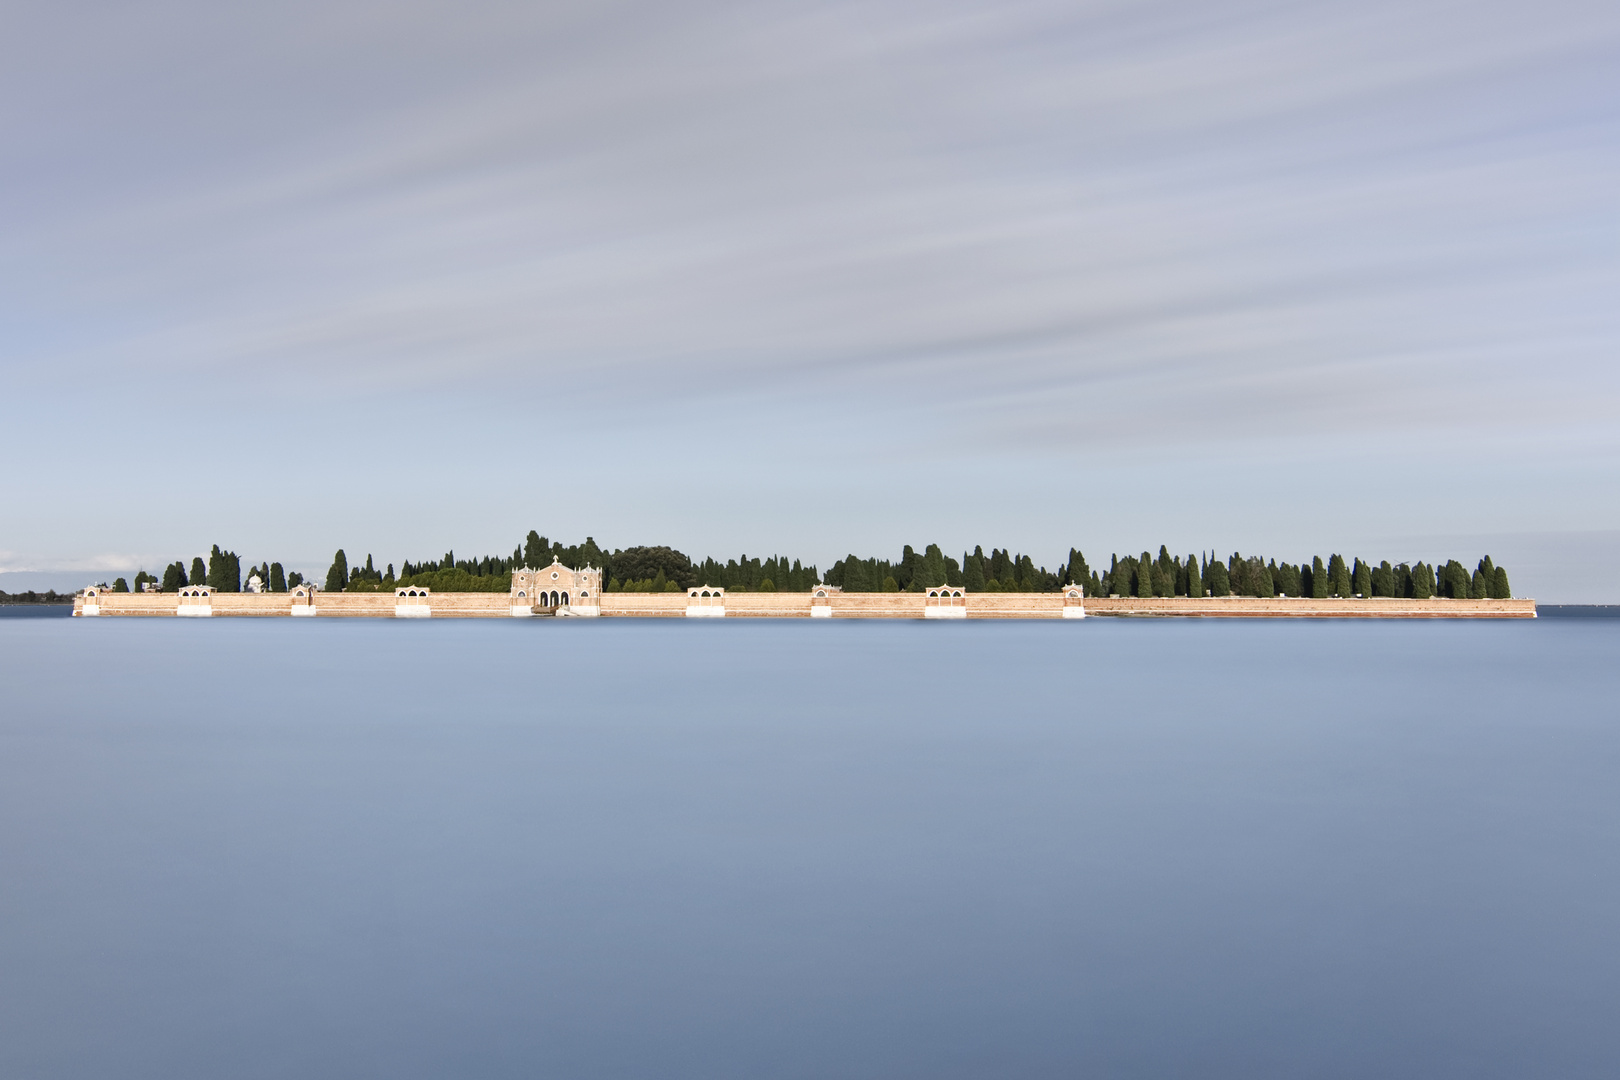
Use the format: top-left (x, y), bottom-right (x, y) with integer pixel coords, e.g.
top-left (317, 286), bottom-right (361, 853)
top-left (2, 0), bottom-right (1617, 576)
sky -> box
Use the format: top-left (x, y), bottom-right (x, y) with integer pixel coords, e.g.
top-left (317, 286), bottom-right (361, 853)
top-left (3, 0), bottom-right (1618, 600)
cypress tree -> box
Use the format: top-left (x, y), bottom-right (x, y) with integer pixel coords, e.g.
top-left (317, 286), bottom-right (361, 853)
top-left (1325, 554), bottom-right (1348, 597)
top-left (162, 562), bottom-right (183, 590)
top-left (190, 557), bottom-right (206, 588)
top-left (112, 577), bottom-right (129, 592)
top-left (963, 553), bottom-right (986, 591)
top-left (1308, 556), bottom-right (1327, 598)
top-left (1445, 560), bottom-right (1471, 599)
top-left (1135, 556), bottom-right (1154, 598)
top-left (325, 550), bottom-right (349, 593)
top-left (844, 556), bottom-right (867, 592)
top-left (1208, 560), bottom-right (1231, 597)
top-left (523, 530), bottom-right (545, 567)
top-left (1492, 565), bottom-right (1511, 598)
top-left (1371, 560), bottom-right (1394, 597)
top-left (1220, 553), bottom-right (1239, 595)
top-left (1469, 568), bottom-right (1485, 599)
top-left (1412, 562), bottom-right (1435, 599)
top-left (269, 563), bottom-right (287, 592)
top-left (1186, 554), bottom-right (1203, 597)
top-left (920, 544), bottom-right (947, 589)
top-left (1066, 548), bottom-right (1090, 589)
top-left (898, 546), bottom-right (918, 590)
top-left (881, 576), bottom-right (899, 592)
top-left (1353, 559), bottom-right (1371, 598)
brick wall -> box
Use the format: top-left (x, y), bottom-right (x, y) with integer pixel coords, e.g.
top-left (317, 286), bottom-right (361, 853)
top-left (73, 591), bottom-right (1537, 619)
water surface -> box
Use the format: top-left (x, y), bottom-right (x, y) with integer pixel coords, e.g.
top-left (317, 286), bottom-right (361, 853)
top-left (2, 617), bottom-right (1617, 1078)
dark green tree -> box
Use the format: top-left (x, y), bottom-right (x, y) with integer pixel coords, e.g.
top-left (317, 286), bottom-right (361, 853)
top-left (190, 557), bottom-right (206, 588)
top-left (1309, 556), bottom-right (1328, 598)
top-left (1156, 547), bottom-right (1175, 596)
top-left (1442, 560), bottom-right (1471, 599)
top-left (988, 548), bottom-right (1013, 587)
top-left (1492, 565), bottom-right (1511, 598)
top-left (325, 550), bottom-right (349, 593)
top-left (1207, 559), bottom-right (1231, 597)
top-left (1324, 554), bottom-right (1347, 597)
top-left (206, 545), bottom-right (241, 592)
top-left (898, 545), bottom-right (919, 590)
top-left (161, 562), bottom-right (185, 590)
top-left (1137, 553), bottom-right (1155, 598)
top-left (1064, 548), bottom-right (1090, 590)
top-left (112, 577), bottom-right (130, 592)
top-left (1186, 554), bottom-right (1203, 597)
top-left (1371, 560), bottom-right (1395, 597)
top-left (269, 563), bottom-right (287, 592)
top-left (919, 544), bottom-right (948, 589)
top-left (521, 531), bottom-right (545, 568)
top-left (1412, 562), bottom-right (1436, 599)
top-left (963, 552), bottom-right (986, 591)
top-left (1353, 559), bottom-right (1371, 598)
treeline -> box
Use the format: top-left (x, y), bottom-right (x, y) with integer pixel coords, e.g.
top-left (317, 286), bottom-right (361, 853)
top-left (827, 545), bottom-right (1066, 592)
top-left (113, 545), bottom-right (306, 595)
top-left (119, 532), bottom-right (1511, 602)
top-left (1077, 548), bottom-right (1511, 600)
top-left (0, 589), bottom-right (74, 604)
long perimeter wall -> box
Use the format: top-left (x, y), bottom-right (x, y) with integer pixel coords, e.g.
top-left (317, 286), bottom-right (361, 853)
top-left (73, 592), bottom-right (1537, 618)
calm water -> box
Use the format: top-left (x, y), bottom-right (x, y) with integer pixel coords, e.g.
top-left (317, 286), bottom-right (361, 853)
top-left (2, 615), bottom-right (1617, 1079)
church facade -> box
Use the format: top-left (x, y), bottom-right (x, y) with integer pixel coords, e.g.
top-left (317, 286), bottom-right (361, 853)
top-left (510, 558), bottom-right (602, 616)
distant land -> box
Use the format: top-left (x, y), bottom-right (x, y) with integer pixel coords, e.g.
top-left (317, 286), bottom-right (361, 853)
top-left (52, 530), bottom-right (1515, 603)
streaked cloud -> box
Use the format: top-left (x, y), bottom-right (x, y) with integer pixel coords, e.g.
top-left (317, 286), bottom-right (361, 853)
top-left (2, 0), bottom-right (1617, 587)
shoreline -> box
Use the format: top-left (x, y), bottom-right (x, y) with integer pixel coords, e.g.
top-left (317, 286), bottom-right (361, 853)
top-left (71, 591), bottom-right (1538, 619)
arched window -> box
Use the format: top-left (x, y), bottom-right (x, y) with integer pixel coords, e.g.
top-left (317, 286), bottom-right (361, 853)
top-left (580, 590), bottom-right (588, 598)
top-left (560, 592), bottom-right (569, 605)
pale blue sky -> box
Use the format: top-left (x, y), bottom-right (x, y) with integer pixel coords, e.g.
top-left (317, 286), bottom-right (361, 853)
top-left (3, 0), bottom-right (1618, 599)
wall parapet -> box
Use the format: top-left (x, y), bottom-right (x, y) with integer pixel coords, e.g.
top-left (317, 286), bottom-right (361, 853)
top-left (65, 590), bottom-right (1536, 619)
